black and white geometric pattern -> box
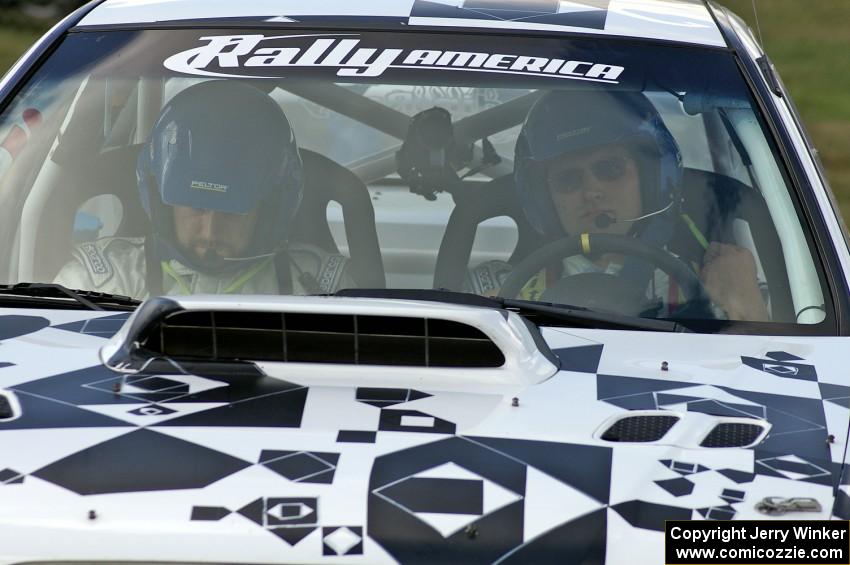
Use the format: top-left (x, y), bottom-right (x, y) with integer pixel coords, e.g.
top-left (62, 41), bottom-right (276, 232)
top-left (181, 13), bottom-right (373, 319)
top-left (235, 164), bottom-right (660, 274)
top-left (239, 496), bottom-right (320, 546)
top-left (756, 455), bottom-right (831, 483)
top-left (337, 430), bottom-right (377, 443)
top-left (0, 468), bottom-right (24, 485)
top-left (553, 344), bottom-right (604, 373)
top-left (660, 460), bottom-right (709, 476)
top-left (409, 0), bottom-right (611, 29)
top-left (32, 429), bottom-right (251, 495)
top-left (53, 313), bottom-right (130, 339)
top-left (356, 387), bottom-right (431, 408)
top-left (75, 0), bottom-right (731, 49)
top-left (375, 461), bottom-right (522, 537)
top-left (191, 506), bottom-right (231, 521)
top-left (0, 310), bottom-right (845, 562)
top-left (742, 351), bottom-right (817, 381)
top-left (0, 315), bottom-right (50, 341)
top-left (259, 450), bottom-right (339, 484)
top-left (323, 526), bottom-right (363, 556)
top-left (654, 477), bottom-right (694, 497)
top-left (112, 0), bottom-right (615, 33)
top-left (378, 409), bottom-right (456, 435)
top-left (369, 435), bottom-right (610, 562)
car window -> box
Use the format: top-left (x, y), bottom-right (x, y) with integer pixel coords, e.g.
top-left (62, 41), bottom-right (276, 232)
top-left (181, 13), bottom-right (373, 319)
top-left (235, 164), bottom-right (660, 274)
top-left (0, 28), bottom-right (831, 331)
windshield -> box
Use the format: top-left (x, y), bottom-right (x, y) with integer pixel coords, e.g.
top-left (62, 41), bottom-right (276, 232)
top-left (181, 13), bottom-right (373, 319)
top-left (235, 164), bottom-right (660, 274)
top-left (0, 29), bottom-right (831, 331)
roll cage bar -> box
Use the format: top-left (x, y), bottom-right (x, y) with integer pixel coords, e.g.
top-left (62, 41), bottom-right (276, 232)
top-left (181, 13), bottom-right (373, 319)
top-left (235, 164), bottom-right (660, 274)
top-left (280, 80), bottom-right (536, 184)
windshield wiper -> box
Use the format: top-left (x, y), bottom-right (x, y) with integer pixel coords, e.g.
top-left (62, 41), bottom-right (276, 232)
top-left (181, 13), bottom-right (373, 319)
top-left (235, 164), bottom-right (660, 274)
top-left (0, 283), bottom-right (141, 311)
top-left (496, 298), bottom-right (690, 333)
top-left (333, 288), bottom-right (689, 332)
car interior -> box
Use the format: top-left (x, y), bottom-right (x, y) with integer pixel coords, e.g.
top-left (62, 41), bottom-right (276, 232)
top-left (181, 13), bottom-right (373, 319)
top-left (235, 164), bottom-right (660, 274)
top-left (0, 72), bottom-right (823, 324)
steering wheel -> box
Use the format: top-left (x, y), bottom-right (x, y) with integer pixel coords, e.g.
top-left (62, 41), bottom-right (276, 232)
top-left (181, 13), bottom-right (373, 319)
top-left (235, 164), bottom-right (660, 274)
top-left (498, 233), bottom-right (715, 317)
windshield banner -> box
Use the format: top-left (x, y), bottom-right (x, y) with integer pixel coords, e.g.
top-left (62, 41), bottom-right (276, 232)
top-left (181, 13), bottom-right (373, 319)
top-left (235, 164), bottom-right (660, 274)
top-left (163, 33), bottom-right (626, 84)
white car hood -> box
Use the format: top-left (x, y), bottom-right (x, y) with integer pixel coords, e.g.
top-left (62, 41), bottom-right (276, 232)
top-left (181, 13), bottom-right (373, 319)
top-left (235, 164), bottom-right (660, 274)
top-left (0, 307), bottom-right (846, 564)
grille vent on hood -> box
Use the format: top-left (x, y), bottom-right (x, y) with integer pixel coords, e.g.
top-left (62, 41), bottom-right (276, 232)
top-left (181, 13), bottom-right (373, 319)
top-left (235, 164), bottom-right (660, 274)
top-left (600, 414), bottom-right (680, 442)
top-left (101, 296), bottom-right (560, 385)
top-left (598, 411), bottom-right (770, 449)
top-left (700, 422), bottom-right (767, 448)
top-left (142, 310), bottom-right (506, 368)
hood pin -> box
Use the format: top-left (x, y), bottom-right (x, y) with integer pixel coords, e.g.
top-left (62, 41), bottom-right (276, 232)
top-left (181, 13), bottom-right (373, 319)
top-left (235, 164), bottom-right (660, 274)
top-left (661, 361), bottom-right (669, 371)
top-left (511, 397), bottom-right (519, 407)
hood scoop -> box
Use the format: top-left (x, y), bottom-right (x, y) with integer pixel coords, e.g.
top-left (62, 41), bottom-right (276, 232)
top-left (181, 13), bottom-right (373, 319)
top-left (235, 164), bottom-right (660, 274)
top-left (101, 295), bottom-right (559, 385)
top-left (0, 391), bottom-right (21, 421)
top-left (151, 311), bottom-right (505, 368)
top-left (598, 411), bottom-right (770, 449)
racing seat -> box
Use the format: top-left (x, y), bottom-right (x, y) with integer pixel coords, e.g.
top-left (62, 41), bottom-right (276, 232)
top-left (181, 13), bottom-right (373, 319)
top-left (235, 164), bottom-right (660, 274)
top-left (36, 145), bottom-right (385, 289)
top-left (290, 149), bottom-right (385, 288)
top-left (433, 168), bottom-right (795, 322)
top-left (433, 174), bottom-right (542, 291)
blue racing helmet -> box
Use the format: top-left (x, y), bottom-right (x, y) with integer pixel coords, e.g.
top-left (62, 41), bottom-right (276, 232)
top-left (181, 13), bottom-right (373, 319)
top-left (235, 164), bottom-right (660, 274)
top-left (137, 80), bottom-right (303, 272)
top-left (515, 89), bottom-right (682, 240)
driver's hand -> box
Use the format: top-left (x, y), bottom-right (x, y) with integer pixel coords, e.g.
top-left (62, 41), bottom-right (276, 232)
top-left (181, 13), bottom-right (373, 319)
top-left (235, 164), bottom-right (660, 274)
top-left (700, 242), bottom-right (769, 322)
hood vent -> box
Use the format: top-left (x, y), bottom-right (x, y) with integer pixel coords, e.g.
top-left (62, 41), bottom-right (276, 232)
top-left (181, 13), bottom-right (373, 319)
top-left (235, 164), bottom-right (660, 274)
top-left (145, 310), bottom-right (505, 368)
top-left (600, 414), bottom-right (679, 442)
top-left (597, 411), bottom-right (770, 449)
top-left (0, 394), bottom-right (12, 419)
top-left (700, 422), bottom-right (768, 448)
top-left (101, 296), bottom-right (560, 385)
top-left (0, 391), bottom-right (20, 421)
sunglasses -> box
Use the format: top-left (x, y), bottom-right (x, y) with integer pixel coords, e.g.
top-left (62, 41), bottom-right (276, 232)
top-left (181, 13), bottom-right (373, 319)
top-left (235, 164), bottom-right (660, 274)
top-left (547, 155), bottom-right (630, 195)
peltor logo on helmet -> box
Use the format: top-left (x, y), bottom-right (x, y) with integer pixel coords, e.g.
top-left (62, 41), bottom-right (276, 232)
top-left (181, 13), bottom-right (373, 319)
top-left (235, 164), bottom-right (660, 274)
top-left (190, 181), bottom-right (229, 194)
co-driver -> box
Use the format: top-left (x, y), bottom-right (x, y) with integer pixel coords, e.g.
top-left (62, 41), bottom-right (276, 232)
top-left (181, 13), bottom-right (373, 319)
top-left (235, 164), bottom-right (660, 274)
top-left (56, 81), bottom-right (354, 299)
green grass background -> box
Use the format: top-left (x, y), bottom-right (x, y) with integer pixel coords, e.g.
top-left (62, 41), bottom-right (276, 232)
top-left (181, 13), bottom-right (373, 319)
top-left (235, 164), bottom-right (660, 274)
top-left (0, 28), bottom-right (40, 71)
top-left (721, 0), bottom-right (850, 219)
top-left (0, 2), bottom-right (847, 219)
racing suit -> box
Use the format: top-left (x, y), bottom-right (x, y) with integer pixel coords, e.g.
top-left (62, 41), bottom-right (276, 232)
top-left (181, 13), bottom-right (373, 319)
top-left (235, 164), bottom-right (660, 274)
top-left (54, 237), bottom-right (354, 300)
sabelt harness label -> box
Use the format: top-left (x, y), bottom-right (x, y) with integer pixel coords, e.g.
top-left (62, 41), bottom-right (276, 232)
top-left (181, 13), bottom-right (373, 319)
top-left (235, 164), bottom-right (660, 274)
top-left (665, 521), bottom-right (849, 565)
top-left (164, 34), bottom-right (625, 83)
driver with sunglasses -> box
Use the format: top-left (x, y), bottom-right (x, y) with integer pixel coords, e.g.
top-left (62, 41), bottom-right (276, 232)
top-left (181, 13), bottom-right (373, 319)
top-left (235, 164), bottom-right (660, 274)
top-left (467, 89), bottom-right (770, 321)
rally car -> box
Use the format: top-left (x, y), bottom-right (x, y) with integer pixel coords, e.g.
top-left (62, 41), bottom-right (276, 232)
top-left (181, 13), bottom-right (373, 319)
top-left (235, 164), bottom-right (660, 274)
top-left (0, 0), bottom-right (847, 563)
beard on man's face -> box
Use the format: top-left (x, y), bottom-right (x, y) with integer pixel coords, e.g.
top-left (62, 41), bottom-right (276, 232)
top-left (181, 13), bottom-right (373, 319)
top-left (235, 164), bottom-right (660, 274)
top-left (183, 239), bottom-right (236, 269)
